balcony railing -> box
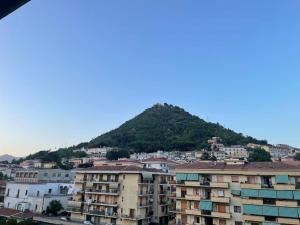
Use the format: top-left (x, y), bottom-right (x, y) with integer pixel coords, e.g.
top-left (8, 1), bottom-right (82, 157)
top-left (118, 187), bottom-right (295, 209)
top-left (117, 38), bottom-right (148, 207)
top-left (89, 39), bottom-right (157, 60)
top-left (85, 189), bottom-right (120, 195)
top-left (86, 200), bottom-right (119, 206)
top-left (121, 214), bottom-right (151, 220)
top-left (83, 210), bottom-right (118, 218)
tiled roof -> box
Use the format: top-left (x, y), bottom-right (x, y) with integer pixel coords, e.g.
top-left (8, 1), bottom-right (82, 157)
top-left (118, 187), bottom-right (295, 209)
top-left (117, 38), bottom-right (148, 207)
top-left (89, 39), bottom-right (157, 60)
top-left (82, 165), bottom-right (163, 173)
top-left (0, 208), bottom-right (34, 219)
top-left (0, 180), bottom-right (7, 186)
top-left (142, 157), bottom-right (178, 164)
top-left (175, 161), bottom-right (300, 171)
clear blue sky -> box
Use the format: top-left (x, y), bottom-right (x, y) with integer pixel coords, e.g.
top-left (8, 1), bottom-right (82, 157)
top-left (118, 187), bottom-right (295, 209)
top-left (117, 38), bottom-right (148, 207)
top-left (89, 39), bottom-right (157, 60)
top-left (1, 1), bottom-right (300, 156)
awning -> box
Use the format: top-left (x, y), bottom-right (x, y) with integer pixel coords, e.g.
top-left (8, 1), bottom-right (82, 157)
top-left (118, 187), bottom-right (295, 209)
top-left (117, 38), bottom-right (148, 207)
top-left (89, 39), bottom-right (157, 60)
top-left (275, 175), bottom-right (289, 184)
top-left (276, 190), bottom-right (293, 200)
top-left (200, 200), bottom-right (212, 211)
top-left (186, 173), bottom-right (199, 181)
top-left (142, 173), bottom-right (153, 180)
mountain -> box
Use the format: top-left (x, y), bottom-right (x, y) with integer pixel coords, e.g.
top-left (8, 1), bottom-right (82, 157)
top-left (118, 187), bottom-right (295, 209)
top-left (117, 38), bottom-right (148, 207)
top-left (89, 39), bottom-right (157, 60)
top-left (85, 103), bottom-right (267, 152)
top-left (0, 154), bottom-right (17, 163)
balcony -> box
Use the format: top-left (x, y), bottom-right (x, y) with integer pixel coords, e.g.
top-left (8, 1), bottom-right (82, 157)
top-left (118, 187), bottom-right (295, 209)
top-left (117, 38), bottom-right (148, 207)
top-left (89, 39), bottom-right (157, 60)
top-left (211, 211), bottom-right (231, 219)
top-left (121, 214), bottom-right (151, 220)
top-left (241, 199), bottom-right (263, 205)
top-left (83, 210), bottom-right (118, 218)
top-left (86, 179), bottom-right (119, 184)
top-left (240, 183), bottom-right (261, 189)
top-left (66, 207), bottom-right (82, 213)
top-left (137, 190), bottom-right (153, 196)
top-left (183, 181), bottom-right (201, 187)
top-left (210, 182), bottom-right (229, 188)
top-left (276, 200), bottom-right (297, 207)
top-left (138, 202), bottom-right (152, 208)
top-left (273, 184), bottom-right (295, 190)
top-left (185, 194), bottom-right (201, 201)
top-left (185, 209), bottom-right (202, 216)
top-left (277, 218), bottom-right (300, 225)
top-left (242, 215), bottom-right (264, 222)
top-left (85, 189), bottom-right (120, 195)
top-left (211, 196), bottom-right (230, 203)
top-left (85, 201), bottom-right (119, 207)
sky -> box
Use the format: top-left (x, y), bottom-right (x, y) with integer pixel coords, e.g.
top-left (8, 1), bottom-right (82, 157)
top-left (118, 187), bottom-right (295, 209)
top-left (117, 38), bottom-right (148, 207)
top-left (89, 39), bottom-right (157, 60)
top-left (1, 1), bottom-right (300, 157)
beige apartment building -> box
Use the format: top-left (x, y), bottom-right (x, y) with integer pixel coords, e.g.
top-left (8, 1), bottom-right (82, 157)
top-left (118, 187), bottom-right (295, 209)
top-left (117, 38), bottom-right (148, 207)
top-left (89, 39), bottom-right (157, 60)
top-left (173, 161), bottom-right (300, 225)
top-left (68, 165), bottom-right (176, 225)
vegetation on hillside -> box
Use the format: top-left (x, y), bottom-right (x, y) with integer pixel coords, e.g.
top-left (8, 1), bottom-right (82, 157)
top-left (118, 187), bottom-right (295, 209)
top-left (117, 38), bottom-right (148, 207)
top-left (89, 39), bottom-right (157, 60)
top-left (16, 149), bottom-right (87, 166)
top-left (0, 219), bottom-right (35, 225)
top-left (19, 103), bottom-right (268, 161)
top-left (248, 148), bottom-right (272, 162)
top-left (294, 153), bottom-right (300, 160)
top-left (106, 149), bottom-right (130, 160)
top-left (87, 103), bottom-right (267, 152)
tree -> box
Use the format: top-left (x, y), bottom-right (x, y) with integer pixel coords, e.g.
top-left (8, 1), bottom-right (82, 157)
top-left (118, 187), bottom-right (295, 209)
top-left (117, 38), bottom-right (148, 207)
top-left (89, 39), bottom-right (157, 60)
top-left (294, 153), bottom-right (300, 160)
top-left (17, 220), bottom-right (35, 225)
top-left (6, 219), bottom-right (17, 225)
top-left (248, 148), bottom-right (271, 162)
top-left (200, 151), bottom-right (216, 161)
top-left (46, 200), bottom-right (63, 216)
top-left (106, 149), bottom-right (130, 160)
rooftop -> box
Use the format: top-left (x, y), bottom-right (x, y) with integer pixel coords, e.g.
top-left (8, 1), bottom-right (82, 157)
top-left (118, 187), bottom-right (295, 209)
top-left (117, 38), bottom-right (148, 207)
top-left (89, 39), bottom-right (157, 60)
top-left (79, 165), bottom-right (166, 174)
top-left (175, 161), bottom-right (300, 172)
top-left (0, 208), bottom-right (35, 219)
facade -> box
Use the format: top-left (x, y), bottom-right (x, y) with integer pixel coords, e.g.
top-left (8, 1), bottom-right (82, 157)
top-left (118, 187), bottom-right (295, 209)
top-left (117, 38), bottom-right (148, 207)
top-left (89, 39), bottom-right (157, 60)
top-left (142, 157), bottom-right (179, 172)
top-left (0, 180), bottom-right (6, 207)
top-left (14, 169), bottom-right (75, 183)
top-left (211, 151), bottom-right (228, 161)
top-left (68, 165), bottom-right (175, 225)
top-left (4, 181), bottom-right (73, 213)
top-left (221, 146), bottom-right (249, 159)
top-left (173, 161), bottom-right (300, 225)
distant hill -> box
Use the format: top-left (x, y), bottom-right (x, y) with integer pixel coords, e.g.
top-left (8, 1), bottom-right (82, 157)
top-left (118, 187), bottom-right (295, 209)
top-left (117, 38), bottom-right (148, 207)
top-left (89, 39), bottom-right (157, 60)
top-left (0, 154), bottom-right (17, 163)
top-left (86, 103), bottom-right (267, 152)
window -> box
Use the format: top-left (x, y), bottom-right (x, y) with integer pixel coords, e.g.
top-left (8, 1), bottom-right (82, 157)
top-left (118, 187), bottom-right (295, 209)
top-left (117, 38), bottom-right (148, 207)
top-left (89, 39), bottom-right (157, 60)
top-left (218, 190), bottom-right (224, 197)
top-left (37, 191), bottom-right (40, 197)
top-left (217, 176), bottom-right (224, 182)
top-left (48, 189), bottom-right (52, 194)
top-left (247, 176), bottom-right (256, 184)
top-left (219, 219), bottom-right (226, 225)
top-left (235, 222), bottom-right (243, 225)
top-left (195, 217), bottom-right (200, 223)
top-left (16, 189), bottom-right (20, 198)
top-left (265, 216), bottom-right (276, 221)
top-left (65, 174), bottom-right (69, 177)
top-left (123, 175), bottom-right (125, 179)
top-left (25, 190), bottom-right (28, 196)
top-left (57, 173), bottom-right (61, 177)
top-left (52, 173), bottom-right (56, 177)
top-left (234, 206), bottom-right (241, 213)
top-left (231, 176), bottom-right (239, 183)
top-left (44, 173), bottom-right (48, 176)
top-left (6, 189), bottom-right (10, 196)
top-left (263, 198), bottom-right (276, 205)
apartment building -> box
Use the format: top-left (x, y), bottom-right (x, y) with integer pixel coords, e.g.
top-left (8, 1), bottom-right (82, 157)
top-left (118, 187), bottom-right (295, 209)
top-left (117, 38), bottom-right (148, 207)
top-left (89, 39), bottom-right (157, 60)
top-left (14, 169), bottom-right (75, 183)
top-left (68, 165), bottom-right (176, 225)
top-left (173, 161), bottom-right (300, 225)
top-left (4, 181), bottom-right (73, 213)
top-left (0, 180), bottom-right (6, 207)
top-left (221, 146), bottom-right (249, 159)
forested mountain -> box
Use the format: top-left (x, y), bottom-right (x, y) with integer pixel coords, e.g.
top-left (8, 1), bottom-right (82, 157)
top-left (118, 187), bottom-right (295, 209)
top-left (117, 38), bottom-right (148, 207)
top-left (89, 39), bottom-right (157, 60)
top-left (86, 103), bottom-right (267, 152)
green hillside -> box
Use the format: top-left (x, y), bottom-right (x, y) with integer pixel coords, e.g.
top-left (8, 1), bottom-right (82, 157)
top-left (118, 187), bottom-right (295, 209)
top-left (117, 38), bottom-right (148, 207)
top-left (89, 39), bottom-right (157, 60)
top-left (87, 103), bottom-right (267, 152)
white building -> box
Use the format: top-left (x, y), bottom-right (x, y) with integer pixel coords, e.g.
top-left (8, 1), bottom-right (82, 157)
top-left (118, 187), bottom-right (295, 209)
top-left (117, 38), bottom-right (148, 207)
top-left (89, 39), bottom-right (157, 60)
top-left (4, 182), bottom-right (74, 213)
top-left (211, 150), bottom-right (228, 160)
top-left (141, 157), bottom-right (179, 172)
top-left (221, 145), bottom-right (249, 159)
